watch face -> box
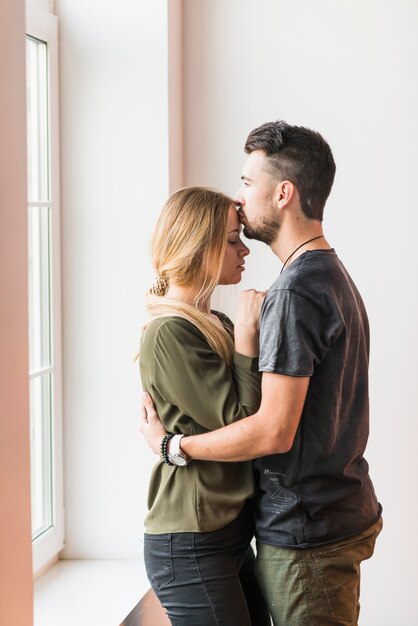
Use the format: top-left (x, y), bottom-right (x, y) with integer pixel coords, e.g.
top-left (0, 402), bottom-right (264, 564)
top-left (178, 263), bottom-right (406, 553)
top-left (172, 455), bottom-right (188, 466)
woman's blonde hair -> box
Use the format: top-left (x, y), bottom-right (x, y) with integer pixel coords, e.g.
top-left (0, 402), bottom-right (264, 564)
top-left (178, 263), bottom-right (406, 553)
top-left (143, 186), bottom-right (234, 365)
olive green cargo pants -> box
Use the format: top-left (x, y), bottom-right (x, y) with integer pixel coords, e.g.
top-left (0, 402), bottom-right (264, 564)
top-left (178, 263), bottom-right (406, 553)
top-left (255, 518), bottom-right (383, 626)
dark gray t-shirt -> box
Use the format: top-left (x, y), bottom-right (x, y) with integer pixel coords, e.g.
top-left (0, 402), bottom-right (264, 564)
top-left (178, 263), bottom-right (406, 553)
top-left (255, 249), bottom-right (381, 548)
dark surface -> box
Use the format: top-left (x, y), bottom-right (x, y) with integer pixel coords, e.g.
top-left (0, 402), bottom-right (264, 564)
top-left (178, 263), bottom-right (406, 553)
top-left (120, 588), bottom-right (170, 626)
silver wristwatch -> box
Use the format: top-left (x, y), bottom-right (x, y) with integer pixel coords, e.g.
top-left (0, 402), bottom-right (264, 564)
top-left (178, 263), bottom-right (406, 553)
top-left (168, 434), bottom-right (189, 466)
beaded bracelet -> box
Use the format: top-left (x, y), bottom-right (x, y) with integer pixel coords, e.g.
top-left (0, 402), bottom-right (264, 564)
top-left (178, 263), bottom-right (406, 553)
top-left (160, 433), bottom-right (175, 465)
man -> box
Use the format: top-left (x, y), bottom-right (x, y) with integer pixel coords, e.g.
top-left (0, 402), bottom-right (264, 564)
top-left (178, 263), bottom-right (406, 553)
top-left (140, 121), bottom-right (382, 625)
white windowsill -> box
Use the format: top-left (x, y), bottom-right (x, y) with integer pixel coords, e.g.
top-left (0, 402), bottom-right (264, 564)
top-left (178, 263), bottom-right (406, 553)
top-left (34, 559), bottom-right (150, 626)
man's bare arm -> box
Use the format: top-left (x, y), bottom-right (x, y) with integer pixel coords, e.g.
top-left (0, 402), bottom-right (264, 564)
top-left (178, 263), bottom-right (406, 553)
top-left (140, 372), bottom-right (310, 462)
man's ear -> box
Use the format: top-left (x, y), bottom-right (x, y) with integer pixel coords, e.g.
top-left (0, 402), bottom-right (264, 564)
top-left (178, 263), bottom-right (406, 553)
top-left (275, 180), bottom-right (295, 209)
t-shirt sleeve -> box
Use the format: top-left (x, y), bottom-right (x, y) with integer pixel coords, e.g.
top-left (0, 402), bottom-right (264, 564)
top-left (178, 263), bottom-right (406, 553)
top-left (259, 289), bottom-right (334, 376)
top-left (144, 318), bottom-right (261, 431)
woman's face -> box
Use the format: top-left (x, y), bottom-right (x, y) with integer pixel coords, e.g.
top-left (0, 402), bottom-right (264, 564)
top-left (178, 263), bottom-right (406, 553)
top-left (218, 207), bottom-right (250, 285)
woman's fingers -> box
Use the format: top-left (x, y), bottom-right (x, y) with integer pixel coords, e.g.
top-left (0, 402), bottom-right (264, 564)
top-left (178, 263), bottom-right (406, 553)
top-left (236, 289), bottom-right (267, 327)
top-left (143, 392), bottom-right (159, 423)
top-left (140, 392), bottom-right (167, 453)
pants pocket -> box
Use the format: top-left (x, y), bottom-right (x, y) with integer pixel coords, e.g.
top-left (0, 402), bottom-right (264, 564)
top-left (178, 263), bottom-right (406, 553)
top-left (312, 520), bottom-right (382, 623)
top-left (144, 534), bottom-right (174, 590)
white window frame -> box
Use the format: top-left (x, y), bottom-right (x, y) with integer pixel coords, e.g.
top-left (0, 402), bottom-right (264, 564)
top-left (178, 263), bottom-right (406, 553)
top-left (26, 0), bottom-right (65, 574)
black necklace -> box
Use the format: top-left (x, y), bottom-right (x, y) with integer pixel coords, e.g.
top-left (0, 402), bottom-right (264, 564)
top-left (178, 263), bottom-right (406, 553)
top-left (280, 235), bottom-right (324, 274)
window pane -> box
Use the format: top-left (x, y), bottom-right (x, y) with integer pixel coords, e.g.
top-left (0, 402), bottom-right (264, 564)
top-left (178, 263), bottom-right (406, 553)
top-left (26, 37), bottom-right (49, 203)
top-left (30, 373), bottom-right (53, 539)
top-left (26, 31), bottom-right (55, 546)
top-left (28, 205), bottom-right (52, 372)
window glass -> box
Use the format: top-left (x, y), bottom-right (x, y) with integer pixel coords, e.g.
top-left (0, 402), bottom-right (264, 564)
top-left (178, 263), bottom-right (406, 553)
top-left (26, 37), bottom-right (49, 204)
top-left (26, 34), bottom-right (54, 541)
top-left (30, 373), bottom-right (53, 538)
top-left (28, 205), bottom-right (51, 372)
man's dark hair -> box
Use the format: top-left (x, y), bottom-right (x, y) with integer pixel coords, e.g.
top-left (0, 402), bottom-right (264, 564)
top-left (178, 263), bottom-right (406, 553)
top-left (244, 120), bottom-right (336, 221)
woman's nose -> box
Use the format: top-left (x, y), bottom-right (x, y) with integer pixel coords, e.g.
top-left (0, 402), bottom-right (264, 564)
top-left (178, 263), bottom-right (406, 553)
top-left (240, 242), bottom-right (250, 257)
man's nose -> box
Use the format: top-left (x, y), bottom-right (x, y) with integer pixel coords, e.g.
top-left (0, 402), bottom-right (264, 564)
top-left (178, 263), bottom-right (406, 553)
top-left (234, 187), bottom-right (244, 206)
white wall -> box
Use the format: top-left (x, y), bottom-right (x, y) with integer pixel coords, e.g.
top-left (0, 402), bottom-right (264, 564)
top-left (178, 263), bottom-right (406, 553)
top-left (183, 0), bottom-right (418, 624)
top-left (56, 0), bottom-right (171, 558)
top-left (0, 1), bottom-right (34, 623)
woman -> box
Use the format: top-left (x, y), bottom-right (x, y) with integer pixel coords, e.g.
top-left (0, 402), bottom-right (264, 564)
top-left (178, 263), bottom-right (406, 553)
top-left (139, 187), bottom-right (270, 625)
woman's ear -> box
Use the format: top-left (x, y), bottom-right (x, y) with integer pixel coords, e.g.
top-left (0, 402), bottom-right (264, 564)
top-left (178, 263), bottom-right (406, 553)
top-left (275, 180), bottom-right (295, 209)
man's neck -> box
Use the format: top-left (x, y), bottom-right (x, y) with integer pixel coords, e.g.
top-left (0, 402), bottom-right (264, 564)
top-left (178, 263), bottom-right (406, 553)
top-left (271, 221), bottom-right (330, 268)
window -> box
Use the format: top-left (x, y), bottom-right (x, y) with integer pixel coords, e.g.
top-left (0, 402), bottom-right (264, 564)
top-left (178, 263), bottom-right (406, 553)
top-left (26, 3), bottom-right (64, 573)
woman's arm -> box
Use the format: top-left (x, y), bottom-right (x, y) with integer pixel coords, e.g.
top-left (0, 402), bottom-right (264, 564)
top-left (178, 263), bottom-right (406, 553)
top-left (140, 317), bottom-right (261, 432)
top-left (139, 289), bottom-right (265, 444)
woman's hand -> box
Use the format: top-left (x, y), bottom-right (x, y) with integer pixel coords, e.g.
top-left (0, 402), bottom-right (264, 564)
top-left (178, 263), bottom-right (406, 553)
top-left (234, 289), bottom-right (266, 357)
top-left (139, 392), bottom-right (167, 455)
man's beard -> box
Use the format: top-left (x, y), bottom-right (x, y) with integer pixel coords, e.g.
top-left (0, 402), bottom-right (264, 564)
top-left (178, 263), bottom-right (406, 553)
top-left (243, 217), bottom-right (280, 246)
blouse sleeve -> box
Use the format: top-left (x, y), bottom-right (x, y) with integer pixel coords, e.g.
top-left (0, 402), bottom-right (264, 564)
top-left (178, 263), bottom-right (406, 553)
top-left (142, 317), bottom-right (261, 431)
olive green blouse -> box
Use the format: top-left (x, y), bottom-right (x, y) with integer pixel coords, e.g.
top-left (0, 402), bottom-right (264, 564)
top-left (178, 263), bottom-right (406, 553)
top-left (140, 314), bottom-right (261, 534)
